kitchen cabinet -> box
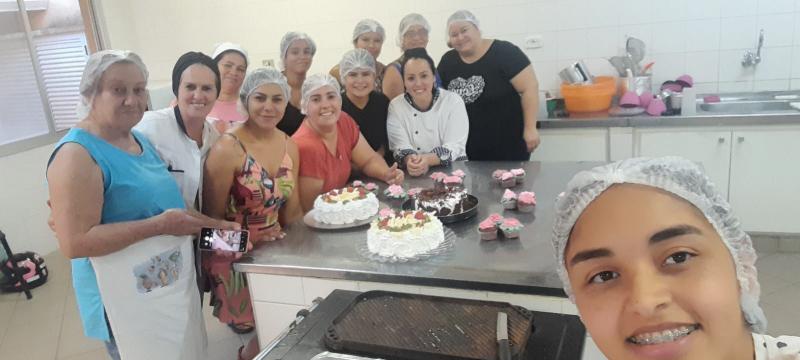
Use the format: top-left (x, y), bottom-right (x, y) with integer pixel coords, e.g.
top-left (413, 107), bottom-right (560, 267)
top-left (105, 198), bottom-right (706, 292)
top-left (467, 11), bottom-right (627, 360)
top-left (531, 128), bottom-right (608, 162)
top-left (729, 128), bottom-right (800, 233)
top-left (634, 128), bottom-right (732, 198)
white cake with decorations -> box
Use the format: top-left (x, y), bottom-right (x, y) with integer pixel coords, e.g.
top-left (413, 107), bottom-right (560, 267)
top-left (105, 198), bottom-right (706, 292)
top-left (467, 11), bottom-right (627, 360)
top-left (313, 187), bottom-right (379, 225)
top-left (367, 210), bottom-right (445, 258)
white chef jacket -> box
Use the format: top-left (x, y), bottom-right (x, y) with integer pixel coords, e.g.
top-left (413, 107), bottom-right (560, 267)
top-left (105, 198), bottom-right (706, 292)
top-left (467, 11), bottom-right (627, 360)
top-left (387, 88), bottom-right (469, 164)
top-left (754, 333), bottom-right (800, 360)
top-left (135, 107), bottom-right (220, 210)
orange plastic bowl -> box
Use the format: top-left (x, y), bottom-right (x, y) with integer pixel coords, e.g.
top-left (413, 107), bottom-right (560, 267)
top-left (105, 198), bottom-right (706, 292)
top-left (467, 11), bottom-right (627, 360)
top-left (561, 76), bottom-right (616, 113)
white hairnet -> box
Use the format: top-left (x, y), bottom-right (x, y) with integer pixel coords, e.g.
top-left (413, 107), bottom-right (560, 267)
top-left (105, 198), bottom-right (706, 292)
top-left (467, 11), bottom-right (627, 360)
top-left (300, 73), bottom-right (341, 115)
top-left (447, 9), bottom-right (481, 36)
top-left (352, 19), bottom-right (385, 43)
top-left (552, 156), bottom-right (766, 333)
top-left (339, 49), bottom-right (376, 79)
top-left (77, 50), bottom-right (148, 119)
top-left (280, 32), bottom-right (317, 69)
top-left (211, 42), bottom-right (249, 67)
top-left (239, 67), bottom-right (290, 108)
top-left (396, 13), bottom-right (431, 48)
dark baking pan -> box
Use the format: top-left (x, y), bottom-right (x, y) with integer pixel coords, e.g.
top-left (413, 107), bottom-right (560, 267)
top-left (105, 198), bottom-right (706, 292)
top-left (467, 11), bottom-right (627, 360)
top-left (324, 290), bottom-right (534, 360)
top-left (401, 194), bottom-right (479, 224)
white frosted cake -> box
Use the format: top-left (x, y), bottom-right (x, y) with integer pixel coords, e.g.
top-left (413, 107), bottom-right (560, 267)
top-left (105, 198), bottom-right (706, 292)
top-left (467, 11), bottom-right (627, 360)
top-left (313, 187), bottom-right (379, 225)
top-left (367, 210), bottom-right (445, 258)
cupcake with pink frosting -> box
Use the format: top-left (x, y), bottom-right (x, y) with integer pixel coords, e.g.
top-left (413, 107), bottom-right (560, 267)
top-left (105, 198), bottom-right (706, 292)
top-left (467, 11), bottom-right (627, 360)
top-left (510, 168), bottom-right (525, 184)
top-left (383, 184), bottom-right (407, 202)
top-left (492, 169), bottom-right (506, 184)
top-left (364, 182), bottom-right (379, 194)
top-left (517, 191), bottom-right (536, 212)
top-left (501, 189), bottom-right (518, 210)
top-left (500, 172), bottom-right (516, 188)
top-left (499, 218), bottom-right (523, 239)
top-left (451, 169), bottom-right (466, 178)
top-left (478, 217), bottom-right (499, 241)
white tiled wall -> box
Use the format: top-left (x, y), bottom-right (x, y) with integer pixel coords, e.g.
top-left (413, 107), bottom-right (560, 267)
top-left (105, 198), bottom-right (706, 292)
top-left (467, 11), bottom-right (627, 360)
top-left (97, 0), bottom-right (800, 94)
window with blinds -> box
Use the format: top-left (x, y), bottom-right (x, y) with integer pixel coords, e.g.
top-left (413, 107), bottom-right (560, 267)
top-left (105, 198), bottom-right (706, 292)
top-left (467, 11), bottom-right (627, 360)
top-left (34, 32), bottom-right (88, 130)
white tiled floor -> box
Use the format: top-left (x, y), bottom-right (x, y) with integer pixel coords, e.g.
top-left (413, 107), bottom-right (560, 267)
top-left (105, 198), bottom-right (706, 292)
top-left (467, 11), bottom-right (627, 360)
top-left (0, 250), bottom-right (797, 360)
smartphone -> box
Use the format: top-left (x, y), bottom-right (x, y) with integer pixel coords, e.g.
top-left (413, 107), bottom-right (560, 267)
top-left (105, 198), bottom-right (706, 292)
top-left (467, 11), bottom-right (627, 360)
top-left (199, 227), bottom-right (249, 253)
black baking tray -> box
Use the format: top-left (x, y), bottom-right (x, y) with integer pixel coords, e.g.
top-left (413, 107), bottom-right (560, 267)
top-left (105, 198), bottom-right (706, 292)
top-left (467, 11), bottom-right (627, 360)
top-left (324, 290), bottom-right (534, 360)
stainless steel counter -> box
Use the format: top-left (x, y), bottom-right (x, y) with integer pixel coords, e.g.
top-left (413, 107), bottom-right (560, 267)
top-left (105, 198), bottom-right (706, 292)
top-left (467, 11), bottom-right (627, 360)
top-left (539, 112), bottom-right (800, 129)
top-left (234, 161), bottom-right (603, 297)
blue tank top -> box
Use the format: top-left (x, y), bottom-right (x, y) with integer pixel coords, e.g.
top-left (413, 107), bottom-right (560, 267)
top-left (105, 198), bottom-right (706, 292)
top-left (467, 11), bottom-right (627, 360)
top-left (47, 128), bottom-right (185, 341)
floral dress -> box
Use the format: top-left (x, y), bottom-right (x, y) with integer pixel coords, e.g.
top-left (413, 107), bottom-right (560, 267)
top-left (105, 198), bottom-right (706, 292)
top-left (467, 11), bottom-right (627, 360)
top-left (203, 133), bottom-right (295, 327)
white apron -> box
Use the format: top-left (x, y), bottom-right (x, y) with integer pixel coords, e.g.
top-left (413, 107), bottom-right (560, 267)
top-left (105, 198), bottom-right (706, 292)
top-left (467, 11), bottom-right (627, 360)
top-left (91, 235), bottom-right (207, 360)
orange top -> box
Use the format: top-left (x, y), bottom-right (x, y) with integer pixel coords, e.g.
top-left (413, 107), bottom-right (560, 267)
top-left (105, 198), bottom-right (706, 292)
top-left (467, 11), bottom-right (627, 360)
top-left (292, 112), bottom-right (360, 193)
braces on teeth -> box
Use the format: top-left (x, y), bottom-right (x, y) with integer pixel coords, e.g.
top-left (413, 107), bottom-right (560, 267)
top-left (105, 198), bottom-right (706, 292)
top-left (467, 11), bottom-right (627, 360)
top-left (629, 325), bottom-right (697, 345)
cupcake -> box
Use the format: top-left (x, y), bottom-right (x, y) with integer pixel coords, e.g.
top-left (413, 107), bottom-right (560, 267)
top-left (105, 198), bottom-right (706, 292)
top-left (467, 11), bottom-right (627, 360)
top-left (510, 168), bottom-right (525, 184)
top-left (492, 169), bottom-right (506, 184)
top-left (383, 184), bottom-right (407, 201)
top-left (478, 217), bottom-right (499, 241)
top-left (499, 218), bottom-right (523, 239)
top-left (500, 172), bottom-right (516, 188)
top-left (501, 189), bottom-right (518, 210)
top-left (443, 175), bottom-right (463, 187)
top-left (364, 182), bottom-right (379, 194)
top-left (487, 213), bottom-right (504, 225)
top-left (407, 187), bottom-right (424, 197)
top-left (517, 191), bottom-right (537, 212)
top-left (430, 172), bottom-right (447, 182)
top-left (451, 169), bottom-right (466, 178)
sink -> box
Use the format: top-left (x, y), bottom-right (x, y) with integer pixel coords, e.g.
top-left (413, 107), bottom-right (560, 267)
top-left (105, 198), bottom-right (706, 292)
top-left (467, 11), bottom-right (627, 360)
top-left (696, 90), bottom-right (800, 114)
top-left (699, 100), bottom-right (797, 113)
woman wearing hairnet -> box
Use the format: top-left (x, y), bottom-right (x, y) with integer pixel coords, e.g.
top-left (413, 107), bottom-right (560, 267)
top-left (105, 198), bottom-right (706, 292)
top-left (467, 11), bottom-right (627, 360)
top-left (277, 31), bottom-right (316, 136)
top-left (387, 48), bottom-right (469, 177)
top-left (552, 157), bottom-right (800, 360)
top-left (438, 10), bottom-right (540, 161)
top-left (207, 42), bottom-right (249, 133)
top-left (46, 50), bottom-right (237, 359)
top-left (203, 67), bottom-right (302, 360)
top-left (339, 49), bottom-right (393, 165)
top-left (382, 13), bottom-right (441, 101)
top-left (292, 73), bottom-right (404, 211)
top-left (329, 19), bottom-right (387, 89)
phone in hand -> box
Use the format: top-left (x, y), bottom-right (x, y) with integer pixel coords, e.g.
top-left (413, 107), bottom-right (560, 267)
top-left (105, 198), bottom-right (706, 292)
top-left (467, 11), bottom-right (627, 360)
top-left (199, 227), bottom-right (249, 253)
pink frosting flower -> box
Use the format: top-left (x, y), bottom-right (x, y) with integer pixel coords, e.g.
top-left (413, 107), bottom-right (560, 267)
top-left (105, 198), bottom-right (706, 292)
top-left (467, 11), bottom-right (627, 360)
top-left (379, 208), bottom-right (395, 218)
top-left (365, 182), bottom-right (378, 191)
top-left (385, 184), bottom-right (405, 197)
top-left (487, 213), bottom-right (504, 224)
top-left (430, 172), bottom-right (447, 181)
top-left (479, 218), bottom-right (497, 230)
top-left (407, 187), bottom-right (423, 196)
top-left (501, 218), bottom-right (522, 228)
top-left (511, 168), bottom-right (525, 176)
top-left (502, 189), bottom-right (517, 200)
top-left (451, 169), bottom-right (466, 178)
top-left (501, 172), bottom-right (514, 181)
top-left (443, 175), bottom-right (462, 184)
top-left (352, 180), bottom-right (364, 187)
top-left (518, 191), bottom-right (536, 204)
top-left (492, 169), bottom-right (506, 179)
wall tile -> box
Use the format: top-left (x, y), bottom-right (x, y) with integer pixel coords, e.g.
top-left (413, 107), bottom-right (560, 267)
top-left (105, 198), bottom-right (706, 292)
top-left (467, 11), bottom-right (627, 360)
top-left (792, 46), bottom-right (800, 78)
top-left (720, 16), bottom-right (759, 50)
top-left (584, 0), bottom-right (619, 28)
top-left (758, 13), bottom-right (794, 48)
top-left (718, 80), bottom-right (755, 92)
top-left (585, 27), bottom-right (619, 58)
top-left (692, 82), bottom-right (719, 94)
top-left (652, 0), bottom-right (688, 23)
top-left (718, 49), bottom-right (757, 81)
top-left (721, 0), bottom-right (759, 18)
top-left (754, 79), bottom-right (791, 90)
top-left (533, 60), bottom-right (560, 92)
top-left (757, 0), bottom-right (796, 14)
top-left (686, 51), bottom-right (720, 82)
top-left (528, 2), bottom-right (559, 33)
top-left (650, 53), bottom-right (687, 85)
top-left (754, 46), bottom-right (793, 79)
top-left (618, 24), bottom-right (653, 54)
top-left (619, 0), bottom-right (653, 25)
top-left (686, 19), bottom-right (721, 52)
top-left (556, 29), bottom-right (588, 60)
top-left (790, 78), bottom-right (800, 89)
top-left (555, 1), bottom-right (589, 30)
top-left (525, 31), bottom-right (558, 62)
top-left (686, 0), bottom-right (722, 20)
top-left (651, 21), bottom-right (687, 54)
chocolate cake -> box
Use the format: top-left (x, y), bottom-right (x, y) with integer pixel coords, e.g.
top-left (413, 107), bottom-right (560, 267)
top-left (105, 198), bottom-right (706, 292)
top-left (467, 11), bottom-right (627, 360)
top-left (412, 185), bottom-right (476, 217)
